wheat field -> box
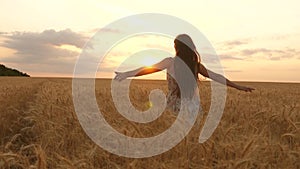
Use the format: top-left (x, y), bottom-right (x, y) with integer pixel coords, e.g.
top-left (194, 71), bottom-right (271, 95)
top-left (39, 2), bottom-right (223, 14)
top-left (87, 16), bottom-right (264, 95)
top-left (0, 77), bottom-right (299, 169)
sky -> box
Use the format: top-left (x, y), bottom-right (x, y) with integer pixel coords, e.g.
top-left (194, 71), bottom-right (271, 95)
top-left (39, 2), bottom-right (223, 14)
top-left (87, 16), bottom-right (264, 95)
top-left (0, 0), bottom-right (299, 82)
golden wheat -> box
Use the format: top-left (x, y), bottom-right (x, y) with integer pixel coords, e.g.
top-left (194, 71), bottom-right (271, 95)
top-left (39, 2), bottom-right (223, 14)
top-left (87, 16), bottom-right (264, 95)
top-left (0, 77), bottom-right (299, 168)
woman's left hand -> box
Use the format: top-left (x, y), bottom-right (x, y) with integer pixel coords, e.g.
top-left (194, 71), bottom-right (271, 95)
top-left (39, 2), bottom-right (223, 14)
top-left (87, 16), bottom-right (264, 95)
top-left (236, 85), bottom-right (255, 92)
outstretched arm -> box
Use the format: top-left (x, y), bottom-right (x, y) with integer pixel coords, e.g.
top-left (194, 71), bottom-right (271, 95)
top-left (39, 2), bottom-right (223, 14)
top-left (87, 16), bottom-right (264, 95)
top-left (198, 63), bottom-right (254, 92)
top-left (114, 57), bottom-right (172, 81)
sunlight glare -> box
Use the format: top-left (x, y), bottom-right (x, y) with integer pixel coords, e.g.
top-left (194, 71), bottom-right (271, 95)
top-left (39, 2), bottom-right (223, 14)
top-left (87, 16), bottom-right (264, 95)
top-left (140, 56), bottom-right (160, 67)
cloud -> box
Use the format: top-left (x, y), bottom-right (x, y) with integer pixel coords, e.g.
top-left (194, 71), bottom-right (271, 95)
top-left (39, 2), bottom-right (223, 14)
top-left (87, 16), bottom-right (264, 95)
top-left (200, 53), bottom-right (244, 64)
top-left (241, 48), bottom-right (272, 56)
top-left (218, 54), bottom-right (243, 60)
top-left (217, 35), bottom-right (300, 61)
top-left (203, 46), bottom-right (300, 62)
top-left (217, 39), bottom-right (249, 50)
top-left (269, 56), bottom-right (281, 60)
top-left (0, 29), bottom-right (90, 74)
top-left (3, 29), bottom-right (88, 48)
top-left (240, 48), bottom-right (298, 60)
top-left (223, 40), bottom-right (248, 46)
top-left (224, 69), bottom-right (242, 73)
top-left (89, 28), bottom-right (121, 34)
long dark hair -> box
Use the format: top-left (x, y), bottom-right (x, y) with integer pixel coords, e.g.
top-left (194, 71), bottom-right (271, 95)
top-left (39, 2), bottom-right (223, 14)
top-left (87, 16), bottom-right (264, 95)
top-left (174, 34), bottom-right (201, 98)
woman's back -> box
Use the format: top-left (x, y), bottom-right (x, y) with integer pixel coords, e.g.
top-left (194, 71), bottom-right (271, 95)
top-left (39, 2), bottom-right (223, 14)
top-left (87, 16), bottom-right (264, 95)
top-left (166, 57), bottom-right (200, 114)
top-left (166, 58), bottom-right (180, 112)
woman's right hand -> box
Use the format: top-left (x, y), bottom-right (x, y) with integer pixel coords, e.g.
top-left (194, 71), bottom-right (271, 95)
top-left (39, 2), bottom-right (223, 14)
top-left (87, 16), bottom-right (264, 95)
top-left (236, 85), bottom-right (255, 92)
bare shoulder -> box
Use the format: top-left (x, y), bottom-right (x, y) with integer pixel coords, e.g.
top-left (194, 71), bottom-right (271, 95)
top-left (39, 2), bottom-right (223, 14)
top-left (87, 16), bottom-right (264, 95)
top-left (164, 57), bottom-right (174, 62)
top-left (160, 57), bottom-right (173, 65)
top-left (156, 57), bottom-right (172, 70)
top-left (163, 57), bottom-right (174, 64)
top-left (162, 57), bottom-right (174, 68)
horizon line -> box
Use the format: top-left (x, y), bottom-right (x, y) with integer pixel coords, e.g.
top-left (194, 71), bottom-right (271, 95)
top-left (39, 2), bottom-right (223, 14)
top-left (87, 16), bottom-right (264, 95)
top-left (2, 76), bottom-right (299, 84)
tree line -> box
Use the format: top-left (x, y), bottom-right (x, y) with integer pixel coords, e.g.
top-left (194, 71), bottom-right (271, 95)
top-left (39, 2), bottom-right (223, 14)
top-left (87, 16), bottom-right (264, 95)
top-left (0, 64), bottom-right (30, 77)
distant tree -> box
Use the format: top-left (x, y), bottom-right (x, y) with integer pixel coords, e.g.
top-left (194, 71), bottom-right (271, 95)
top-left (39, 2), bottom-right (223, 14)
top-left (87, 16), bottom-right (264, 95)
top-left (0, 64), bottom-right (30, 77)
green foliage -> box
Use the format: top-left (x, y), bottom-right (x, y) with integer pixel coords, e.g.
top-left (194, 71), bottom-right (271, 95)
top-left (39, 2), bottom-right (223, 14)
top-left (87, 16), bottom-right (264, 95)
top-left (0, 64), bottom-right (30, 77)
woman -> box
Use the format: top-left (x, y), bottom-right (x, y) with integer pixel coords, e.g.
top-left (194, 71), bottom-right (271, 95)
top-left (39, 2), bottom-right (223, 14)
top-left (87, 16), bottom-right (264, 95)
top-left (114, 34), bottom-right (254, 114)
